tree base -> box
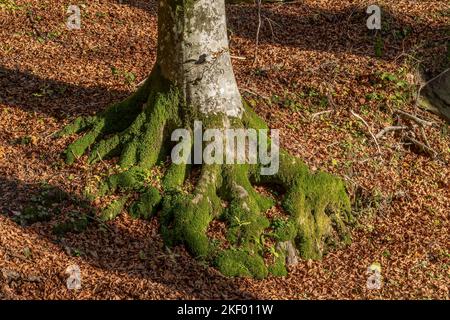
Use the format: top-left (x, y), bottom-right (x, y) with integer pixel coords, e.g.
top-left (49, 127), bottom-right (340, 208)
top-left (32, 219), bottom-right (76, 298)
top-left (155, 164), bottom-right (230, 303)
top-left (58, 67), bottom-right (353, 278)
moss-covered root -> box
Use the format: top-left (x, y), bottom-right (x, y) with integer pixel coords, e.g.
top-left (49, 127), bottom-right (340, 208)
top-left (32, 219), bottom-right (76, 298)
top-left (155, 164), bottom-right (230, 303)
top-left (216, 249), bottom-right (268, 279)
top-left (265, 151), bottom-right (353, 260)
top-left (57, 67), bottom-right (180, 167)
top-left (221, 164), bottom-right (273, 247)
top-left (129, 186), bottom-right (162, 220)
top-left (211, 164), bottom-right (274, 278)
top-left (160, 165), bottom-right (223, 258)
top-left (57, 75), bottom-right (154, 165)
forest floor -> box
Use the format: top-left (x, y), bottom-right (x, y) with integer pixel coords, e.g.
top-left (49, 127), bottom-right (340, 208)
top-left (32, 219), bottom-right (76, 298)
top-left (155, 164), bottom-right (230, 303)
top-left (0, 0), bottom-right (449, 299)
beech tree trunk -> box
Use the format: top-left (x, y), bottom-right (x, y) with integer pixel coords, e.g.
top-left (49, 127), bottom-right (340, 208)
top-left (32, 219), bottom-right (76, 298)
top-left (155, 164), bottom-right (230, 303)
top-left (157, 0), bottom-right (243, 117)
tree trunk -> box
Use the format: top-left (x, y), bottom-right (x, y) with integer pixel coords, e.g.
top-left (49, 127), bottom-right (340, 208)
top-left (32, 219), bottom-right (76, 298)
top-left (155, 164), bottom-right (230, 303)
top-left (157, 0), bottom-right (243, 117)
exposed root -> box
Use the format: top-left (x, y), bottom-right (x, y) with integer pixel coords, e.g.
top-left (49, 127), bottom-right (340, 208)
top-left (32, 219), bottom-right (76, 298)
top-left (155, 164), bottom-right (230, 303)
top-left (58, 70), bottom-right (354, 279)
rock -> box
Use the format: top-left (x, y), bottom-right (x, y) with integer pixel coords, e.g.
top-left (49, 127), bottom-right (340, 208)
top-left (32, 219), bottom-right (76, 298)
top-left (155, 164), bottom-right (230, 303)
top-left (276, 240), bottom-right (300, 266)
top-left (420, 70), bottom-right (450, 122)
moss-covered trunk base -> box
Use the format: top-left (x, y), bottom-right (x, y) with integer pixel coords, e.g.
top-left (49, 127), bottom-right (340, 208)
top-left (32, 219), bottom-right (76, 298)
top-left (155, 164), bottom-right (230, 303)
top-left (58, 67), bottom-right (353, 279)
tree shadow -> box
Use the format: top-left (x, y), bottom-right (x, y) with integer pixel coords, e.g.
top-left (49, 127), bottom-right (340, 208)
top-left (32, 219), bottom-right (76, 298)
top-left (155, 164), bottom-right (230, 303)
top-left (116, 0), bottom-right (448, 65)
top-left (1, 1), bottom-right (447, 120)
top-left (0, 176), bottom-right (256, 299)
top-left (0, 66), bottom-right (131, 120)
top-left (227, 2), bottom-right (447, 61)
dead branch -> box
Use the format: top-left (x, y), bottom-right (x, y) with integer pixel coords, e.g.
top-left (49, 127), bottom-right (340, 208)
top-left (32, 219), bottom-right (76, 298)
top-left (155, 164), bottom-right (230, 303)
top-left (230, 55), bottom-right (247, 61)
top-left (350, 110), bottom-right (381, 154)
top-left (375, 126), bottom-right (408, 139)
top-left (242, 88), bottom-right (270, 102)
top-left (137, 77), bottom-right (148, 87)
top-left (404, 136), bottom-right (437, 158)
top-left (394, 110), bottom-right (434, 127)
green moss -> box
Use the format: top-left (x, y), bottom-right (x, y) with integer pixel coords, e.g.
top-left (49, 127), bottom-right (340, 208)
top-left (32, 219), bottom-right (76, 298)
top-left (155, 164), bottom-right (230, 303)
top-left (266, 151), bottom-right (352, 260)
top-left (162, 163), bottom-right (188, 191)
top-left (137, 90), bottom-right (179, 169)
top-left (98, 167), bottom-right (150, 195)
top-left (59, 67), bottom-right (163, 165)
top-left (216, 249), bottom-right (268, 279)
top-left (268, 252), bottom-right (288, 277)
top-left (119, 140), bottom-right (139, 168)
top-left (161, 192), bottom-right (212, 257)
top-left (129, 187), bottom-right (161, 219)
top-left (14, 205), bottom-right (53, 225)
top-left (221, 165), bottom-right (272, 248)
top-left (241, 100), bottom-right (268, 130)
top-left (64, 119), bottom-right (105, 165)
top-left (53, 213), bottom-right (89, 236)
top-left (88, 112), bottom-right (147, 165)
top-left (101, 196), bottom-right (129, 221)
top-left (272, 218), bottom-right (297, 242)
top-left (55, 116), bottom-right (97, 138)
top-left (161, 165), bottom-right (222, 258)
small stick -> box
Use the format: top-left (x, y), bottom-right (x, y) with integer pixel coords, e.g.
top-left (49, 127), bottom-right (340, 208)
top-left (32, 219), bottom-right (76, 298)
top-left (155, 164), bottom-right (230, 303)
top-left (311, 109), bottom-right (332, 121)
top-left (253, 0), bottom-right (263, 66)
top-left (350, 110), bottom-right (381, 154)
top-left (230, 55), bottom-right (247, 61)
top-left (242, 88), bottom-right (270, 102)
top-left (375, 126), bottom-right (408, 139)
top-left (137, 77), bottom-right (148, 87)
top-left (420, 126), bottom-right (431, 148)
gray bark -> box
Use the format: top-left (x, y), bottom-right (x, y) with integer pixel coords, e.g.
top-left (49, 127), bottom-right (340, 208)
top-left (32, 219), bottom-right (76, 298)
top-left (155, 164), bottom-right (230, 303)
top-left (157, 0), bottom-right (243, 118)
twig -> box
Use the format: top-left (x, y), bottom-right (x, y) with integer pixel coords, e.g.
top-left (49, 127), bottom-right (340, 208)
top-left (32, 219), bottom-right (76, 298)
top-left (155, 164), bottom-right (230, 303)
top-left (137, 77), bottom-right (148, 87)
top-left (420, 126), bottom-right (431, 148)
top-left (86, 214), bottom-right (112, 232)
top-left (375, 126), bottom-right (408, 139)
top-left (394, 110), bottom-right (434, 127)
top-left (27, 10), bottom-right (45, 39)
top-left (96, 150), bottom-right (109, 169)
top-left (350, 110), bottom-right (381, 154)
top-left (253, 0), bottom-right (262, 66)
top-left (404, 136), bottom-right (437, 158)
top-left (263, 16), bottom-right (275, 41)
top-left (242, 88), bottom-right (270, 102)
top-left (230, 55), bottom-right (247, 61)
top-left (311, 109), bottom-right (332, 121)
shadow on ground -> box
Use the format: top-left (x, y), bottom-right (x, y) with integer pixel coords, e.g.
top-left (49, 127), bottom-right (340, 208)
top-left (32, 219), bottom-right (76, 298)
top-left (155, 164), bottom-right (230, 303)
top-left (0, 176), bottom-right (256, 299)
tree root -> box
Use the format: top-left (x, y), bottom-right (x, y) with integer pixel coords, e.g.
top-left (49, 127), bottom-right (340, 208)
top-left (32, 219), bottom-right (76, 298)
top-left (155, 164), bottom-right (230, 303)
top-left (58, 70), bottom-right (354, 278)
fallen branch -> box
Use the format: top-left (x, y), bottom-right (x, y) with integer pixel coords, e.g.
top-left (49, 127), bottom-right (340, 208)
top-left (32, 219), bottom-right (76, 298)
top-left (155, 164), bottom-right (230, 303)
top-left (137, 77), bottom-right (148, 87)
top-left (375, 126), bottom-right (408, 139)
top-left (404, 136), bottom-right (437, 158)
top-left (395, 110), bottom-right (434, 127)
top-left (350, 110), bottom-right (381, 154)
